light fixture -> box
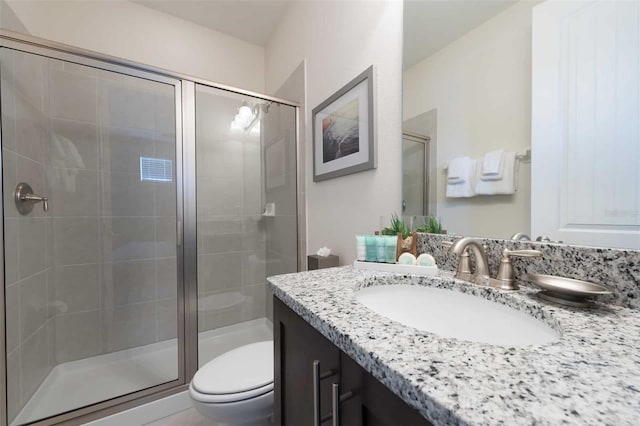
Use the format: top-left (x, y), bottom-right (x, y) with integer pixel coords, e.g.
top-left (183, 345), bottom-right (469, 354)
top-left (230, 101), bottom-right (258, 133)
top-left (238, 104), bottom-right (253, 118)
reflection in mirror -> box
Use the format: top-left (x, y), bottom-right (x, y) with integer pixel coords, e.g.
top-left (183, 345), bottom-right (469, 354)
top-left (402, 0), bottom-right (640, 249)
top-left (402, 132), bottom-right (429, 216)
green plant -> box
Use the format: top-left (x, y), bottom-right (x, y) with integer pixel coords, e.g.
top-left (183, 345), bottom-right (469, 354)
top-left (416, 215), bottom-right (443, 234)
top-left (381, 213), bottom-right (411, 239)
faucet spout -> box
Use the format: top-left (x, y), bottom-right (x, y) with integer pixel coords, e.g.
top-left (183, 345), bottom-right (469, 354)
top-left (449, 237), bottom-right (490, 278)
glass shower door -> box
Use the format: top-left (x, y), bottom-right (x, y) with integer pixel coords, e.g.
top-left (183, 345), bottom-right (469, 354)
top-left (194, 84), bottom-right (297, 366)
top-left (1, 48), bottom-right (182, 425)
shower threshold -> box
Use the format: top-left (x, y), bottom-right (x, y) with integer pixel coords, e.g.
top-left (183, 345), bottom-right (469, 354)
top-left (12, 318), bottom-right (272, 426)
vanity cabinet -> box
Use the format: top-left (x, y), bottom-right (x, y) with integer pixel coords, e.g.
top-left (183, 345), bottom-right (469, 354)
top-left (274, 297), bottom-right (431, 426)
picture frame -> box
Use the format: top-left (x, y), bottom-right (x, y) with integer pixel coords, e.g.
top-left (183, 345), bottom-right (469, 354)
top-left (312, 65), bottom-right (374, 182)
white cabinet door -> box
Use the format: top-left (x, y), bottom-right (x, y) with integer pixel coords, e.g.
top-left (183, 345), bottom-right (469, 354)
top-left (532, 0), bottom-right (640, 249)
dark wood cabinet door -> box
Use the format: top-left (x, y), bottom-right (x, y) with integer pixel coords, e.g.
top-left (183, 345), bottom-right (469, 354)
top-left (274, 296), bottom-right (432, 426)
top-left (339, 354), bottom-right (432, 426)
top-left (274, 297), bottom-right (340, 426)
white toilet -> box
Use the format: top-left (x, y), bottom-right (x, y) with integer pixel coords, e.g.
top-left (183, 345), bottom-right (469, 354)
top-left (189, 340), bottom-right (274, 426)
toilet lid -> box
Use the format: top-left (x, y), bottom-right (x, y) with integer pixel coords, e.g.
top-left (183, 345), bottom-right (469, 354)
top-left (192, 341), bottom-right (273, 396)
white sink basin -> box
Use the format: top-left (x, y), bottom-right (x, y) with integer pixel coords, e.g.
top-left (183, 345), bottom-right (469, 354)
top-left (354, 285), bottom-right (559, 347)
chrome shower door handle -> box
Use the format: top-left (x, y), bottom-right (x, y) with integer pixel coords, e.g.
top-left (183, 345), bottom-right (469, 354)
top-left (15, 182), bottom-right (49, 215)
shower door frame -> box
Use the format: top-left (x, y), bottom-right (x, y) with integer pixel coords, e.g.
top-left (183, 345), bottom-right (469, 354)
top-left (0, 29), bottom-right (302, 426)
top-left (0, 31), bottom-right (190, 426)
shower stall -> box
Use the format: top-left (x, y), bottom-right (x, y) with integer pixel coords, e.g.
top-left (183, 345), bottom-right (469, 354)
top-left (0, 31), bottom-right (299, 426)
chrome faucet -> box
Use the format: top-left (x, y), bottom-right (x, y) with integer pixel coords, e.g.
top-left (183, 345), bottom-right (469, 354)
top-left (448, 237), bottom-right (542, 290)
top-left (449, 237), bottom-right (490, 278)
top-left (510, 232), bottom-right (531, 241)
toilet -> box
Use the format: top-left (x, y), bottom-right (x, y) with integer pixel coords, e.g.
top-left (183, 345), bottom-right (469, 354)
top-left (189, 340), bottom-right (274, 426)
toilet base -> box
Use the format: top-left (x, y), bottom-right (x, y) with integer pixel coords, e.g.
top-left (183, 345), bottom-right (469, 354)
top-left (190, 387), bottom-right (273, 426)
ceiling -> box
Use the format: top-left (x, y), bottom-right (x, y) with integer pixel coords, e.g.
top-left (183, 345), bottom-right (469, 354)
top-left (133, 0), bottom-right (517, 66)
top-left (132, 0), bottom-right (293, 46)
top-left (403, 0), bottom-right (518, 69)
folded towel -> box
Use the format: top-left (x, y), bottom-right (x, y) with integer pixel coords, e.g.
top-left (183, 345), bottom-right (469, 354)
top-left (481, 149), bottom-right (504, 181)
top-left (446, 159), bottom-right (477, 198)
top-left (447, 156), bottom-right (472, 184)
top-left (475, 151), bottom-right (517, 195)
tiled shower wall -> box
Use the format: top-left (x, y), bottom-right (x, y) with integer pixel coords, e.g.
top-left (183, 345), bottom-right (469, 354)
top-left (1, 49), bottom-right (55, 422)
top-left (1, 49), bottom-right (178, 421)
top-left (263, 104), bottom-right (298, 282)
top-left (196, 87), bottom-right (268, 333)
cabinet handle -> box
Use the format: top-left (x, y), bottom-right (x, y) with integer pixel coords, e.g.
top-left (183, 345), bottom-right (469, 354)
top-left (331, 383), bottom-right (354, 426)
top-left (313, 360), bottom-right (321, 426)
top-left (331, 383), bottom-right (340, 426)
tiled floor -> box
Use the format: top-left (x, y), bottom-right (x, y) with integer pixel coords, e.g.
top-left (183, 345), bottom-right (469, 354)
top-left (146, 408), bottom-right (212, 426)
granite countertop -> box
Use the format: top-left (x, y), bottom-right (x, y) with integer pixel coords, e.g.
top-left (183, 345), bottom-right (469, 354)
top-left (267, 267), bottom-right (640, 425)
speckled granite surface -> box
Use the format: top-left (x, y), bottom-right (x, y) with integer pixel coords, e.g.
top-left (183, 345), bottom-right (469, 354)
top-left (417, 233), bottom-right (640, 309)
top-left (267, 267), bottom-right (640, 425)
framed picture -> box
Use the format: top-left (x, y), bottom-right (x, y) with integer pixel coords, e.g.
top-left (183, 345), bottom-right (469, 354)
top-left (312, 66), bottom-right (374, 182)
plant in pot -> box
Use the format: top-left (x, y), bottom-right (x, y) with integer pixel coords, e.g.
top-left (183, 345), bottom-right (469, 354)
top-left (416, 215), bottom-right (444, 234)
top-left (380, 214), bottom-right (415, 254)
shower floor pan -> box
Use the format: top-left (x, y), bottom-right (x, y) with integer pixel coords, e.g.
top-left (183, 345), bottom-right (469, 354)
top-left (12, 318), bottom-right (273, 426)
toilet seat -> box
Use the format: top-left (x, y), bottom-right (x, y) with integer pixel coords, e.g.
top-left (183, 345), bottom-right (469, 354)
top-left (191, 340), bottom-right (273, 404)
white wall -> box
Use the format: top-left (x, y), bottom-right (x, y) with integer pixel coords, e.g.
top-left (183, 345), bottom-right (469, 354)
top-left (403, 1), bottom-right (540, 239)
top-left (0, 0), bottom-right (265, 92)
top-left (265, 1), bottom-right (404, 265)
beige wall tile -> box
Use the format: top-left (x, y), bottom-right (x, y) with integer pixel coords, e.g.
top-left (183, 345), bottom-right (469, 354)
top-left (20, 325), bottom-right (51, 404)
top-left (49, 68), bottom-right (97, 123)
top-left (1, 51), bottom-right (17, 153)
top-left (244, 251), bottom-right (267, 286)
top-left (103, 217), bottom-right (155, 261)
top-left (5, 283), bottom-right (20, 353)
top-left (196, 178), bottom-right (242, 217)
top-left (203, 301), bottom-right (243, 331)
top-left (19, 271), bottom-right (47, 340)
top-left (156, 258), bottom-right (177, 300)
top-left (102, 301), bottom-right (157, 352)
top-left (6, 348), bottom-right (21, 423)
top-left (100, 81), bottom-right (156, 131)
top-left (100, 127), bottom-right (154, 174)
top-left (55, 310), bottom-right (101, 363)
top-left (53, 217), bottom-right (99, 265)
top-left (154, 181), bottom-right (177, 218)
top-left (14, 50), bottom-right (47, 115)
top-left (154, 91), bottom-right (177, 138)
top-left (157, 298), bottom-right (178, 341)
top-left (4, 217), bottom-right (19, 285)
top-left (198, 252), bottom-right (243, 294)
top-left (102, 171), bottom-right (155, 217)
top-left (48, 169), bottom-right (99, 216)
top-left (49, 119), bottom-right (99, 170)
top-left (243, 283), bottom-right (266, 321)
top-left (53, 264), bottom-right (100, 314)
top-left (243, 216), bottom-right (266, 252)
top-left (102, 260), bottom-right (157, 306)
top-left (15, 107), bottom-right (48, 164)
top-left (3, 149), bottom-right (18, 218)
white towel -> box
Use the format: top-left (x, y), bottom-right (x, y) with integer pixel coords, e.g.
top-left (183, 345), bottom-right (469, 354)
top-left (446, 158), bottom-right (477, 198)
top-left (475, 151), bottom-right (517, 195)
top-left (481, 149), bottom-right (504, 181)
top-left (447, 156), bottom-right (472, 184)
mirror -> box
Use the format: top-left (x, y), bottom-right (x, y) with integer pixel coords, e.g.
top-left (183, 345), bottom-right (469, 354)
top-left (402, 0), bottom-right (640, 249)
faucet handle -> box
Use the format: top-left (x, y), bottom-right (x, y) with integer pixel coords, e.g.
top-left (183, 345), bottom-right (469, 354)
top-left (496, 249), bottom-right (543, 290)
top-left (441, 240), bottom-right (453, 249)
top-left (503, 249), bottom-right (542, 258)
